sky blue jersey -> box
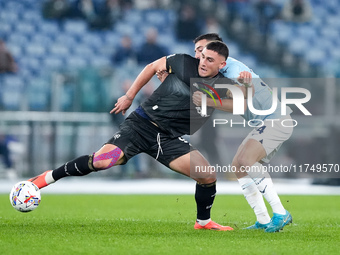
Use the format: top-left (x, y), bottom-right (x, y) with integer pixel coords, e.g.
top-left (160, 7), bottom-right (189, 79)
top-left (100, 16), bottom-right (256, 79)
top-left (219, 57), bottom-right (292, 125)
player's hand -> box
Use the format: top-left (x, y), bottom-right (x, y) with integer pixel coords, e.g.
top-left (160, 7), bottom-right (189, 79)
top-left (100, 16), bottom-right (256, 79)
top-left (192, 91), bottom-right (203, 106)
top-left (237, 71), bottom-right (252, 87)
top-left (226, 89), bottom-right (233, 98)
top-left (156, 70), bottom-right (169, 83)
top-left (110, 95), bottom-right (133, 115)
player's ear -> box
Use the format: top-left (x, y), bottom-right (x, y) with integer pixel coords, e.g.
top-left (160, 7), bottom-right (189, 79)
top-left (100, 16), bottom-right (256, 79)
top-left (219, 60), bottom-right (226, 70)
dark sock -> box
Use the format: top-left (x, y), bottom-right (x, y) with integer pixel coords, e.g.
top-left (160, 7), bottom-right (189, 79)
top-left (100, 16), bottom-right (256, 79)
top-left (52, 155), bottom-right (95, 181)
top-left (195, 181), bottom-right (216, 220)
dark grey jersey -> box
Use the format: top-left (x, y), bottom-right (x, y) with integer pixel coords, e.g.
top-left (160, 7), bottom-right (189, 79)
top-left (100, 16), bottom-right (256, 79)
top-left (141, 54), bottom-right (226, 137)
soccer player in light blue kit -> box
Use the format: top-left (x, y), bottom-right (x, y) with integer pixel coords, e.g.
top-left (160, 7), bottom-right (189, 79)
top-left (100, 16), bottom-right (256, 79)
top-left (191, 33), bottom-right (293, 232)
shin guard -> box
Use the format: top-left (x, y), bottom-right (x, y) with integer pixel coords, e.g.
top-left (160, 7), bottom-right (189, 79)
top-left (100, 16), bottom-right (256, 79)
top-left (52, 155), bottom-right (95, 181)
top-left (195, 181), bottom-right (216, 220)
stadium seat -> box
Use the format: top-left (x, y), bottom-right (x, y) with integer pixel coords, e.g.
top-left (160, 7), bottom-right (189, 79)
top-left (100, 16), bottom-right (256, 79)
top-left (89, 56), bottom-right (111, 68)
top-left (304, 48), bottom-right (327, 66)
top-left (38, 22), bottom-right (60, 36)
top-left (1, 89), bottom-right (23, 110)
top-left (6, 44), bottom-right (22, 58)
top-left (270, 22), bottom-right (292, 45)
top-left (326, 15), bottom-right (340, 29)
top-left (320, 27), bottom-right (339, 43)
top-left (7, 34), bottom-right (29, 47)
top-left (43, 56), bottom-right (65, 70)
top-left (64, 20), bottom-right (87, 35)
top-left (104, 33), bottom-right (120, 45)
top-left (144, 10), bottom-right (169, 32)
top-left (225, 41), bottom-right (240, 60)
top-left (17, 69), bottom-right (34, 83)
top-left (170, 42), bottom-right (192, 55)
top-left (0, 23), bottom-right (11, 37)
top-left (19, 57), bottom-right (42, 75)
top-left (3, 0), bottom-right (25, 10)
top-left (22, 10), bottom-right (43, 22)
top-left (102, 33), bottom-right (121, 54)
top-left (73, 45), bottom-right (94, 57)
top-left (287, 38), bottom-right (310, 57)
top-left (31, 34), bottom-right (53, 46)
top-left (295, 25), bottom-right (317, 41)
top-left (238, 55), bottom-right (257, 71)
top-left (325, 0), bottom-right (340, 14)
top-left (2, 76), bottom-right (25, 89)
top-left (80, 33), bottom-right (103, 54)
top-left (312, 4), bottom-right (328, 19)
top-left (27, 78), bottom-right (51, 111)
top-left (1, 76), bottom-right (25, 110)
top-left (123, 9), bottom-right (143, 26)
top-left (25, 44), bottom-right (46, 58)
top-left (81, 33), bottom-right (103, 48)
top-left (49, 44), bottom-right (70, 57)
top-left (54, 33), bottom-right (78, 47)
top-left (67, 57), bottom-right (88, 69)
top-left (114, 21), bottom-right (136, 36)
top-left (13, 23), bottom-right (36, 36)
top-left (0, 11), bottom-right (19, 24)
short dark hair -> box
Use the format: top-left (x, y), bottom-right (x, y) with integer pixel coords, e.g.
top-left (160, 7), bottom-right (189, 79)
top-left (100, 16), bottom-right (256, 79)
top-left (205, 41), bottom-right (229, 60)
top-left (193, 33), bottom-right (223, 44)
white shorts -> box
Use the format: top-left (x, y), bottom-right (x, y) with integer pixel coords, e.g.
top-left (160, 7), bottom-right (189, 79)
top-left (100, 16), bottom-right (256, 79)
top-left (241, 116), bottom-right (294, 163)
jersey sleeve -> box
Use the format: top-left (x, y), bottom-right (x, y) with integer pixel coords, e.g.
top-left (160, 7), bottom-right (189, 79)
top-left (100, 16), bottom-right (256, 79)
top-left (221, 58), bottom-right (259, 85)
top-left (166, 54), bottom-right (185, 78)
top-left (166, 54), bottom-right (198, 85)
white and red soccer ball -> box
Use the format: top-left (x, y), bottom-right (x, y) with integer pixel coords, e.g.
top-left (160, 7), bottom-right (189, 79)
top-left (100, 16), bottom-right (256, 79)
top-left (9, 181), bottom-right (41, 212)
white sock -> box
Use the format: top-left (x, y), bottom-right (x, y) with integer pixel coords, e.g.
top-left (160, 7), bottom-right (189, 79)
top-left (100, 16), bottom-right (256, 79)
top-left (238, 176), bottom-right (271, 224)
top-left (248, 162), bottom-right (286, 215)
top-left (196, 218), bottom-right (211, 226)
top-left (45, 170), bottom-right (56, 185)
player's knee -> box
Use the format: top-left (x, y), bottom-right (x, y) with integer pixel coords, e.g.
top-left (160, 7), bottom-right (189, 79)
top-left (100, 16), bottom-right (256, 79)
top-left (92, 160), bottom-right (110, 170)
top-left (93, 147), bottom-right (124, 170)
top-left (197, 177), bottom-right (217, 185)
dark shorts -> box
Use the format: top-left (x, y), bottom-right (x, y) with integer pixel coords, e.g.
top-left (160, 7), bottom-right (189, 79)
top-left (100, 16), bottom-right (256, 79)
top-left (107, 111), bottom-right (193, 168)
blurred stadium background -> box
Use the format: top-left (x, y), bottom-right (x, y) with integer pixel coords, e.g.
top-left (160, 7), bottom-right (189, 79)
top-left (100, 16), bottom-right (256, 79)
top-left (0, 0), bottom-right (339, 187)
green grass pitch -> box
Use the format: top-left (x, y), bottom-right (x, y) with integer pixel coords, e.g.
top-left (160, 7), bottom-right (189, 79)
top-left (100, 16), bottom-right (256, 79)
top-left (1, 194), bottom-right (339, 255)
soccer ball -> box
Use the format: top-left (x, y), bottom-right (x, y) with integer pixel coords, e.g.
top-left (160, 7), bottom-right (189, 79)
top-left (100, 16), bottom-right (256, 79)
top-left (9, 181), bottom-right (41, 212)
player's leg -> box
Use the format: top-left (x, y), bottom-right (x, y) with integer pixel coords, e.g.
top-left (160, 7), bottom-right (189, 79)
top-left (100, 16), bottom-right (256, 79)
top-left (240, 145), bottom-right (292, 232)
top-left (169, 150), bottom-right (233, 231)
top-left (232, 140), bottom-right (271, 228)
top-left (169, 149), bottom-right (216, 183)
top-left (28, 144), bottom-right (125, 189)
top-left (237, 138), bottom-right (287, 216)
top-left (28, 113), bottom-right (143, 189)
top-left (235, 125), bottom-right (293, 232)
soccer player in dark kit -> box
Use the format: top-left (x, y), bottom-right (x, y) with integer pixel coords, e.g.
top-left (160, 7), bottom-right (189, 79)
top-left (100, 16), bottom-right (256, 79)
top-left (27, 41), bottom-right (234, 231)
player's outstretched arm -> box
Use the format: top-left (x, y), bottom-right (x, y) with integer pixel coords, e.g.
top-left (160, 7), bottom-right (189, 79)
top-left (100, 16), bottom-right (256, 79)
top-left (110, 56), bottom-right (167, 115)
